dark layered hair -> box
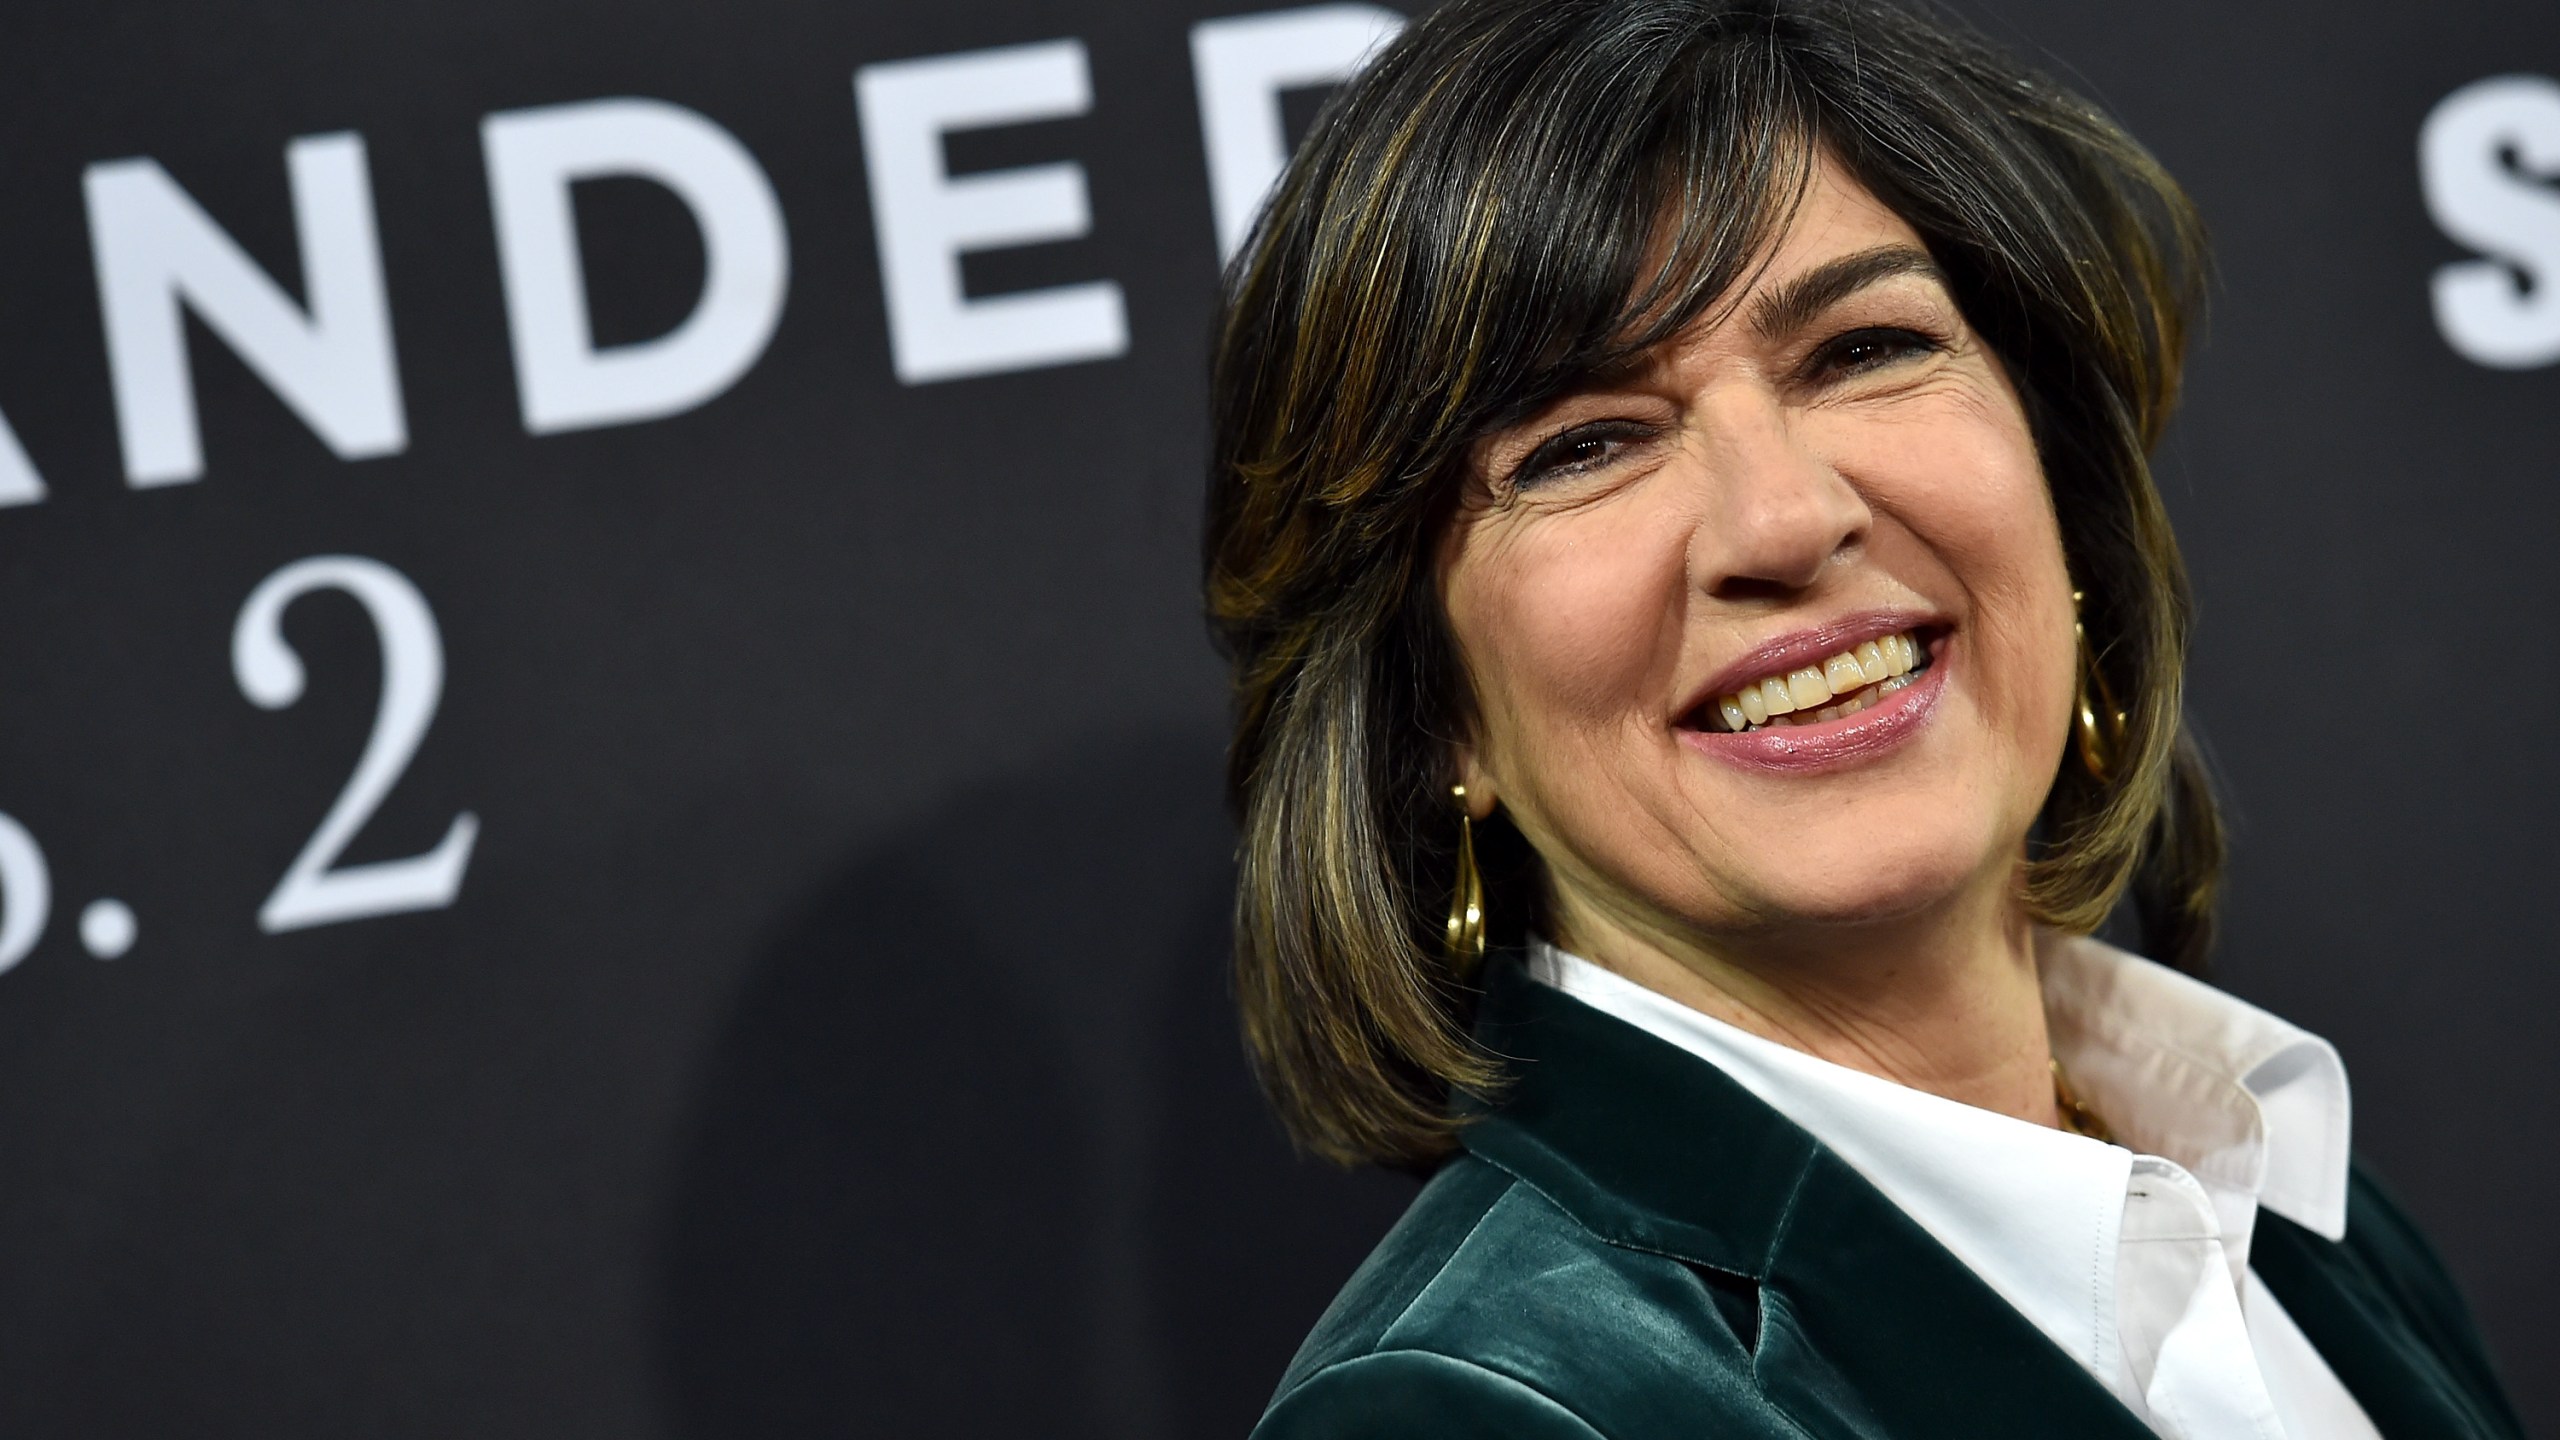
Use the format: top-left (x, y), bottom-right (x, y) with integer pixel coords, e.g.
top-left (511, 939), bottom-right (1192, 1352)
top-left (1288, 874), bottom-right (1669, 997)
top-left (1205, 0), bottom-right (2222, 1167)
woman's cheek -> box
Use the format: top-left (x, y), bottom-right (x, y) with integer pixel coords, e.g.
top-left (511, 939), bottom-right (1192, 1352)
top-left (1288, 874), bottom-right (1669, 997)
top-left (1940, 497), bottom-right (2076, 783)
top-left (1463, 514), bottom-right (1685, 734)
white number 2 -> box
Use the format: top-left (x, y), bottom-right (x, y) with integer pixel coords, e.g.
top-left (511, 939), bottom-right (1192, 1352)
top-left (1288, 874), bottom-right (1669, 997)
top-left (234, 556), bottom-right (479, 933)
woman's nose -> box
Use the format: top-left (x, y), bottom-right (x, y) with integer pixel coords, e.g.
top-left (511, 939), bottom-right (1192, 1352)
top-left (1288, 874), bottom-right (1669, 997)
top-left (1686, 395), bottom-right (1871, 602)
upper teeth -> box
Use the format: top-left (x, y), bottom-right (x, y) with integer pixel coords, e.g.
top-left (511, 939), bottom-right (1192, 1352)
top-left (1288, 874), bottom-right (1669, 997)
top-left (1710, 631), bottom-right (1926, 733)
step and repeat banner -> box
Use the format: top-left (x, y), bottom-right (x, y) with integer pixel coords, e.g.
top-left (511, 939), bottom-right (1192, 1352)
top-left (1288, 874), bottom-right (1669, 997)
top-left (0, 0), bottom-right (2549, 1433)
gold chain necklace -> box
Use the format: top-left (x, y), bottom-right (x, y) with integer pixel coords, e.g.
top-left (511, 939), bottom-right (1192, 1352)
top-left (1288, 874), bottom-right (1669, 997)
top-left (2050, 1058), bottom-right (2116, 1144)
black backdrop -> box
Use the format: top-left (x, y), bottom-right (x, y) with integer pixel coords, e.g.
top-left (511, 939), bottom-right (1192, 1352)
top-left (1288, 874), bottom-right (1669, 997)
top-left (0, 0), bottom-right (2550, 1434)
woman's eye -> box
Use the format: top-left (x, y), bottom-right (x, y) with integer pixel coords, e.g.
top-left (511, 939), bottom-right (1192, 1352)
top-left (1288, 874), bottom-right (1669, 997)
top-left (1807, 326), bottom-right (1942, 380)
top-left (1513, 420), bottom-right (1654, 488)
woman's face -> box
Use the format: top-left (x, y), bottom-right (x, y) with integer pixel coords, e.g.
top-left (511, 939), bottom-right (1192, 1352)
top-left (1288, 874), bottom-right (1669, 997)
top-left (1442, 155), bottom-right (2078, 957)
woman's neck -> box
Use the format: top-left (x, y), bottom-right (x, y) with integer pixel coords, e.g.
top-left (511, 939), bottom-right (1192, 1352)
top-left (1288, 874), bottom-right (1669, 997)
top-left (1548, 876), bottom-right (2063, 1129)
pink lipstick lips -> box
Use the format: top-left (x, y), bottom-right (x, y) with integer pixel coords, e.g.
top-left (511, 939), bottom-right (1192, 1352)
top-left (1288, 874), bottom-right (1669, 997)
top-left (1677, 613), bottom-right (1948, 774)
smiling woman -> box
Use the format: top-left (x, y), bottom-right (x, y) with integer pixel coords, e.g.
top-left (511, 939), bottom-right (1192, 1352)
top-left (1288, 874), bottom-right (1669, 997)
top-left (1204, 2), bottom-right (2527, 1438)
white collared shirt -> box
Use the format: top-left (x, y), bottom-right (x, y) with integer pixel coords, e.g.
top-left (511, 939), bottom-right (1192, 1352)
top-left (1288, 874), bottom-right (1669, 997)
top-left (1527, 933), bottom-right (2381, 1440)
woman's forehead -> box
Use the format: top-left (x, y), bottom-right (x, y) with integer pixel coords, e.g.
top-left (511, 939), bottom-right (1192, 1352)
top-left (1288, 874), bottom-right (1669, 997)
top-left (1701, 162), bottom-right (1934, 335)
top-left (1763, 157), bottom-right (1926, 268)
top-left (1599, 155), bottom-right (1940, 371)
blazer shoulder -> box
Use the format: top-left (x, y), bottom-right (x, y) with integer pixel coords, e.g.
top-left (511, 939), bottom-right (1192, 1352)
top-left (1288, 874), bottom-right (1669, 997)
top-left (2336, 1158), bottom-right (2527, 1429)
top-left (2258, 1154), bottom-right (2529, 1440)
top-left (1272, 1153), bottom-right (1524, 1384)
top-left (2339, 1161), bottom-right (2471, 1327)
top-left (1263, 1153), bottom-right (1780, 1440)
top-left (1253, 1349), bottom-right (1609, 1440)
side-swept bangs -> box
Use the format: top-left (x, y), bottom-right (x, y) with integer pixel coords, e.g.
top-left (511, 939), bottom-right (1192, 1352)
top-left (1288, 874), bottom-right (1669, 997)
top-left (1206, 0), bottom-right (2217, 1168)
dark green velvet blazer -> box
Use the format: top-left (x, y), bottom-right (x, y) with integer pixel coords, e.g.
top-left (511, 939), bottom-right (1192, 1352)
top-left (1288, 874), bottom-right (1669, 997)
top-left (1254, 956), bottom-right (2527, 1439)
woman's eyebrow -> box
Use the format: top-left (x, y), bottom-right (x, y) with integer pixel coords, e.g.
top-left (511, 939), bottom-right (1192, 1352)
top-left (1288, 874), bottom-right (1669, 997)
top-left (1747, 244), bottom-right (1946, 342)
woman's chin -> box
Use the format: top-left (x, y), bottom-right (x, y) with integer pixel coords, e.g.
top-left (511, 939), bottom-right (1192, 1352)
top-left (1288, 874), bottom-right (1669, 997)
top-left (1708, 827), bottom-right (2014, 934)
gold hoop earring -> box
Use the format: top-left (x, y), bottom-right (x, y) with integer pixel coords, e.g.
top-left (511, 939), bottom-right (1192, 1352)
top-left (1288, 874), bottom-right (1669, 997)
top-left (2072, 591), bottom-right (2126, 782)
top-left (1446, 784), bottom-right (1486, 972)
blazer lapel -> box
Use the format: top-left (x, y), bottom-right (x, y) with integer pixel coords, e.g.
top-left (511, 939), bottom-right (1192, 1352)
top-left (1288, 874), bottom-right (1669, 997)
top-left (1752, 1145), bottom-right (2150, 1438)
top-left (2253, 1206), bottom-right (2525, 1440)
top-left (1460, 957), bottom-right (2151, 1440)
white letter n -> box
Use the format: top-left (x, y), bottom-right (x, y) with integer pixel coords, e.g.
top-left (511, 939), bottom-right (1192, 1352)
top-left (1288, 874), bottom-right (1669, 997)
top-left (85, 132), bottom-right (406, 487)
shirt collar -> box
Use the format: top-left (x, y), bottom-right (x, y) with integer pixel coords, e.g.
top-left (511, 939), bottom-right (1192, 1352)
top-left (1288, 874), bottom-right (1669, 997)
top-left (1523, 933), bottom-right (2354, 1382)
top-left (2040, 931), bottom-right (2352, 1241)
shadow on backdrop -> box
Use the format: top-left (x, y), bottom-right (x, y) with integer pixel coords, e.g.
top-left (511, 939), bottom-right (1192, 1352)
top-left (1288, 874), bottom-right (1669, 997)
top-left (655, 731), bottom-right (1411, 1439)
